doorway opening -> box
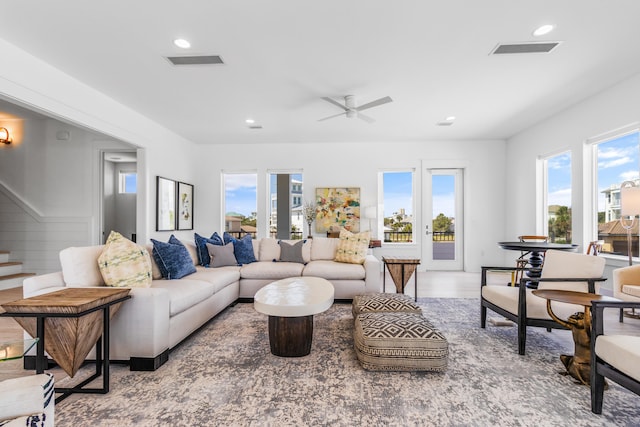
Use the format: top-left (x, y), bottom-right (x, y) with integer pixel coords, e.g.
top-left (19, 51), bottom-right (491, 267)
top-left (102, 151), bottom-right (137, 243)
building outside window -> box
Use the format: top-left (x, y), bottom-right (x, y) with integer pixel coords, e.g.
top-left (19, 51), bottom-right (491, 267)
top-left (381, 170), bottom-right (414, 243)
top-left (542, 152), bottom-right (571, 243)
top-left (223, 173), bottom-right (258, 238)
top-left (268, 172), bottom-right (303, 239)
top-left (593, 131), bottom-right (639, 256)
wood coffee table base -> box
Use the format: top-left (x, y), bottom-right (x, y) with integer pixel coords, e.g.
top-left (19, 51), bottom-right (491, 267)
top-left (268, 315), bottom-right (313, 357)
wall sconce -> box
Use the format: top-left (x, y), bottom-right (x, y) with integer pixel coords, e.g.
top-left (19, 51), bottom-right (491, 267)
top-left (0, 127), bottom-right (11, 145)
top-left (620, 180), bottom-right (640, 265)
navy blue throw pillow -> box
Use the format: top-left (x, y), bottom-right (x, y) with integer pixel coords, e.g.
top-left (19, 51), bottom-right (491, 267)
top-left (223, 231), bottom-right (235, 245)
top-left (232, 234), bottom-right (256, 265)
top-left (151, 237), bottom-right (197, 279)
top-left (194, 233), bottom-right (223, 267)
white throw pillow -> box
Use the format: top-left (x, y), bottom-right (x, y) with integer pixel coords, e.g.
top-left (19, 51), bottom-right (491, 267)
top-left (310, 237), bottom-right (340, 261)
top-left (60, 245), bottom-right (105, 287)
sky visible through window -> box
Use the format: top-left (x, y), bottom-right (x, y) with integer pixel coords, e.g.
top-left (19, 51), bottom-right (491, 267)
top-left (224, 174), bottom-right (257, 216)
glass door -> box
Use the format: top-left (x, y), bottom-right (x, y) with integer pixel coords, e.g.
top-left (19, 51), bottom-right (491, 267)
top-left (422, 168), bottom-right (463, 270)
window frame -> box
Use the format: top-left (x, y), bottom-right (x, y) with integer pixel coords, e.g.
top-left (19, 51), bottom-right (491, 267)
top-left (539, 149), bottom-right (572, 242)
top-left (378, 168), bottom-right (416, 245)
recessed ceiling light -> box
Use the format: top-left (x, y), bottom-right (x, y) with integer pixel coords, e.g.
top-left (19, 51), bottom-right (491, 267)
top-left (173, 39), bottom-right (191, 49)
top-left (533, 24), bottom-right (555, 37)
top-left (445, 116), bottom-right (456, 121)
top-left (245, 119), bottom-right (255, 124)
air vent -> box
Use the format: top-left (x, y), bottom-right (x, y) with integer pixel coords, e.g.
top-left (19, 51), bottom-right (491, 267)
top-left (491, 42), bottom-right (560, 55)
top-left (166, 55), bottom-right (224, 65)
top-left (436, 121), bottom-right (453, 127)
top-left (248, 125), bottom-right (263, 130)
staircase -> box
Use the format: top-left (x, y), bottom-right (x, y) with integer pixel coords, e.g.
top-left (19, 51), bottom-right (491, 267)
top-left (0, 250), bottom-right (35, 290)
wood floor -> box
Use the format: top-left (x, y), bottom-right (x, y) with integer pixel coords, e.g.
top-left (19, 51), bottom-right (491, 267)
top-left (1, 271), bottom-right (638, 383)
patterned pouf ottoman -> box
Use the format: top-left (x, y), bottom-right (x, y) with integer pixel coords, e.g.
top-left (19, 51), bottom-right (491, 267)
top-left (353, 311), bottom-right (449, 372)
top-left (352, 293), bottom-right (422, 318)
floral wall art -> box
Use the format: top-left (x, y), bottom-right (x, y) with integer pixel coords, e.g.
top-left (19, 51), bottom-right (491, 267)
top-left (315, 187), bottom-right (360, 233)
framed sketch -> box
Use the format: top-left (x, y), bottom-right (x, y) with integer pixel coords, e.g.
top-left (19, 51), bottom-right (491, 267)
top-left (177, 181), bottom-right (194, 230)
top-left (156, 176), bottom-right (176, 231)
top-left (315, 187), bottom-right (360, 233)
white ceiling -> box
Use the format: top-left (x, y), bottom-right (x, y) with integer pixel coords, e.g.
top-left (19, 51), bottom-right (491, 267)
top-left (2, 1), bottom-right (640, 145)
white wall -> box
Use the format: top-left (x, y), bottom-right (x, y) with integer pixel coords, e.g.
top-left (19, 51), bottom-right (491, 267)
top-left (506, 71), bottom-right (640, 289)
top-left (195, 140), bottom-right (507, 272)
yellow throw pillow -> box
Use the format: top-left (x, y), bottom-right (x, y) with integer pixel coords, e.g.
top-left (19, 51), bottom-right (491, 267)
top-left (335, 229), bottom-right (370, 264)
top-left (98, 231), bottom-right (152, 288)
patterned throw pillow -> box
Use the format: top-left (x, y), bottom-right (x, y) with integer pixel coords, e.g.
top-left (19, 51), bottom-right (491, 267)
top-left (98, 231), bottom-right (152, 287)
top-left (335, 229), bottom-right (370, 264)
top-left (151, 236), bottom-right (197, 279)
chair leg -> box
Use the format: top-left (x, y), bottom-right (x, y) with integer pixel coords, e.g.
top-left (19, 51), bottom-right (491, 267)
top-left (480, 303), bottom-right (487, 328)
top-left (619, 308), bottom-right (624, 323)
top-left (591, 367), bottom-right (605, 414)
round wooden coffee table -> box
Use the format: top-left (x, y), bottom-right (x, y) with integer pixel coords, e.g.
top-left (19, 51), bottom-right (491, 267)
top-left (254, 277), bottom-right (334, 357)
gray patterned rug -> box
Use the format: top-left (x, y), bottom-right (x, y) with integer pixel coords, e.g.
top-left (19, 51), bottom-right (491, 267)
top-left (55, 298), bottom-right (639, 426)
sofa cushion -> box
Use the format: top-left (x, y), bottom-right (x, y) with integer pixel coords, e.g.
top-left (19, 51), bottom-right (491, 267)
top-left (189, 266), bottom-right (241, 293)
top-left (310, 237), bottom-right (339, 261)
top-left (150, 279), bottom-right (216, 317)
top-left (151, 237), bottom-right (197, 280)
top-left (335, 229), bottom-right (370, 264)
top-left (278, 240), bottom-right (306, 264)
top-left (595, 335), bottom-right (640, 381)
top-left (194, 233), bottom-right (223, 267)
top-left (481, 285), bottom-right (585, 320)
top-left (207, 243), bottom-right (238, 267)
top-left (146, 244), bottom-right (163, 280)
top-left (303, 260), bottom-right (365, 280)
top-left (240, 261), bottom-right (304, 280)
top-left (98, 231), bottom-right (152, 288)
top-left (60, 245), bottom-right (105, 287)
top-left (260, 238), bottom-right (311, 262)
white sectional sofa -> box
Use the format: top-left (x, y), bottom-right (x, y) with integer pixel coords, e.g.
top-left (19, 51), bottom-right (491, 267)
top-left (22, 237), bottom-right (381, 371)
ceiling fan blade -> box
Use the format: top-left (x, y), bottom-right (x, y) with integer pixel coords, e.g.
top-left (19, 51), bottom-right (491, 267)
top-left (318, 112), bottom-right (347, 122)
top-left (356, 96), bottom-right (393, 112)
top-left (357, 112), bottom-right (375, 123)
top-left (321, 97), bottom-right (348, 111)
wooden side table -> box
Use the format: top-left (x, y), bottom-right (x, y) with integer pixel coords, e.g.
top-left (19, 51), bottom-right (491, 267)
top-left (382, 256), bottom-right (420, 301)
top-left (532, 289), bottom-right (619, 385)
top-left (0, 287), bottom-right (131, 402)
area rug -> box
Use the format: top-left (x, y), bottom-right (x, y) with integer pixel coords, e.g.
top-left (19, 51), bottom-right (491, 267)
top-left (55, 298), bottom-right (639, 426)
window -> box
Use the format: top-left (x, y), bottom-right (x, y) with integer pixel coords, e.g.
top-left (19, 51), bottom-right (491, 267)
top-left (223, 173), bottom-right (257, 239)
top-left (381, 170), bottom-right (414, 243)
top-left (269, 172), bottom-right (304, 239)
top-left (118, 172), bottom-right (137, 194)
top-left (543, 152), bottom-right (571, 243)
top-left (593, 131), bottom-right (639, 256)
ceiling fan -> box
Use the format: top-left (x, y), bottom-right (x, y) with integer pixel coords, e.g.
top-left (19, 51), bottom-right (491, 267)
top-left (318, 95), bottom-right (393, 123)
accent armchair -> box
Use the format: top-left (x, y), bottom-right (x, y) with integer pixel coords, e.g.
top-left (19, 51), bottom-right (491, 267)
top-left (481, 249), bottom-right (606, 355)
top-left (612, 264), bottom-right (640, 321)
top-left (591, 300), bottom-right (640, 414)
top-left (0, 373), bottom-right (54, 427)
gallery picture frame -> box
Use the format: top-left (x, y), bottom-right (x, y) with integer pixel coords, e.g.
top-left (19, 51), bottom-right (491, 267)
top-left (156, 176), bottom-right (176, 231)
top-left (177, 181), bottom-right (194, 230)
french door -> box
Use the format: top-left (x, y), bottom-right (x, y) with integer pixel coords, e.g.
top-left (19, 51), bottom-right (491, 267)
top-left (422, 168), bottom-right (464, 270)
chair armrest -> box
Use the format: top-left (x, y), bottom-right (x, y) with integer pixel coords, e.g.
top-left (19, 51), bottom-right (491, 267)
top-left (524, 277), bottom-right (607, 293)
top-left (591, 300), bottom-right (640, 361)
top-left (612, 264), bottom-right (640, 294)
top-left (480, 266), bottom-right (540, 286)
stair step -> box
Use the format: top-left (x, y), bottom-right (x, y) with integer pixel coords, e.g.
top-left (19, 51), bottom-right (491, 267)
top-left (0, 262), bottom-right (23, 276)
top-left (0, 272), bottom-right (35, 290)
top-left (0, 251), bottom-right (8, 263)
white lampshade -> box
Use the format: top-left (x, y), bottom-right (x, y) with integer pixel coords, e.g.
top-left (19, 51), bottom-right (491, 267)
top-left (621, 186), bottom-right (640, 216)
